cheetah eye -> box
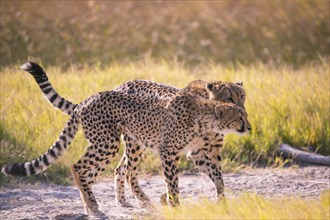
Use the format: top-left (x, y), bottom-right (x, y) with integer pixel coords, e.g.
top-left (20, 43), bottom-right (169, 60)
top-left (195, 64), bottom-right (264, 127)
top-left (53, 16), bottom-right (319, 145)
top-left (225, 98), bottom-right (234, 103)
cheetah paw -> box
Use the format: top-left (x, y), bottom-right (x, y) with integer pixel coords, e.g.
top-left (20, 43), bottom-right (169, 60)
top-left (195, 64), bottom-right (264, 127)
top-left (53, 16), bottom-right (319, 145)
top-left (86, 208), bottom-right (106, 218)
top-left (139, 201), bottom-right (155, 210)
top-left (160, 193), bottom-right (168, 206)
top-left (116, 200), bottom-right (134, 208)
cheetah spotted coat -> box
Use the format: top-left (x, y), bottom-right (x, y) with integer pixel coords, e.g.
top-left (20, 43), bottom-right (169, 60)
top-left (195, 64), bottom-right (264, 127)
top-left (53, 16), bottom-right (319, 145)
top-left (2, 62), bottom-right (250, 216)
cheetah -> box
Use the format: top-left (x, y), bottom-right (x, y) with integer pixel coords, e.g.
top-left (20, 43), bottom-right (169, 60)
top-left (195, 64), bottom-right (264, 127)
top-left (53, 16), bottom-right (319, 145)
top-left (10, 62), bottom-right (247, 207)
top-left (112, 79), bottom-right (246, 206)
top-left (12, 62), bottom-right (247, 208)
top-left (2, 62), bottom-right (251, 216)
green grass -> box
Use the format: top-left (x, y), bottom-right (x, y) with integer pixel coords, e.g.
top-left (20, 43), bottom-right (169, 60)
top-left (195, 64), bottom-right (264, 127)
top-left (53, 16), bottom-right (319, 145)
top-left (1, 1), bottom-right (329, 68)
top-left (152, 191), bottom-right (330, 220)
top-left (0, 60), bottom-right (329, 184)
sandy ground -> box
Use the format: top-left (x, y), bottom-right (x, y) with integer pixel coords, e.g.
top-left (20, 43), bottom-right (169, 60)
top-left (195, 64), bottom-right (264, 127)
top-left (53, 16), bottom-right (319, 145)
top-left (0, 166), bottom-right (329, 220)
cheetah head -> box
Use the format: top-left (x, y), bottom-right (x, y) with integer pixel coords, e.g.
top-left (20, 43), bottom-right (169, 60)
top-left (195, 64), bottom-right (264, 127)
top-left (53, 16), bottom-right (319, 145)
top-left (214, 102), bottom-right (251, 135)
top-left (206, 81), bottom-right (245, 110)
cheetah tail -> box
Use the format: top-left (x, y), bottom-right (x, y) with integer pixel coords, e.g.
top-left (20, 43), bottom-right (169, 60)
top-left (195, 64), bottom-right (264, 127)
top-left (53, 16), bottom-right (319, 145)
top-left (20, 61), bottom-right (77, 115)
top-left (1, 115), bottom-right (79, 176)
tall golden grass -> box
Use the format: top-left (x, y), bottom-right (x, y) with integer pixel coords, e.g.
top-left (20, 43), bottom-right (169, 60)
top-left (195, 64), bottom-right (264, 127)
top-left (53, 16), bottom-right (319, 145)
top-left (1, 60), bottom-right (329, 183)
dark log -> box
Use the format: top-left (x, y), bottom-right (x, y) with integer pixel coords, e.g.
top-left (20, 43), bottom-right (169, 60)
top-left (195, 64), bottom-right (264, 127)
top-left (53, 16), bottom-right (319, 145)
top-left (277, 143), bottom-right (330, 166)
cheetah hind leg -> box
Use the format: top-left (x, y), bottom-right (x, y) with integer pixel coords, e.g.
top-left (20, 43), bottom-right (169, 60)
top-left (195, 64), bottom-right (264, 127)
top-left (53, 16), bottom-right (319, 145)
top-left (114, 154), bottom-right (133, 207)
top-left (70, 140), bottom-right (121, 217)
top-left (122, 137), bottom-right (152, 208)
top-left (70, 164), bottom-right (106, 217)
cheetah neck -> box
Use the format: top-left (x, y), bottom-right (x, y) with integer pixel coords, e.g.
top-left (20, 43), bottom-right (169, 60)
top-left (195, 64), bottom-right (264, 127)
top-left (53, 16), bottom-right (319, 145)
top-left (192, 102), bottom-right (220, 134)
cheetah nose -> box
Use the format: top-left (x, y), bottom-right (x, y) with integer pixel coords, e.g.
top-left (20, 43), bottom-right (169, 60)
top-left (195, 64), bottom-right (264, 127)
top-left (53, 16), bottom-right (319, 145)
top-left (246, 120), bottom-right (252, 132)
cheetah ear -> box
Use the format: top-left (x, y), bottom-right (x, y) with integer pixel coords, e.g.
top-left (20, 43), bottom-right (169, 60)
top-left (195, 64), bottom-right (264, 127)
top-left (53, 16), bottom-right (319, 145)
top-left (206, 83), bottom-right (214, 91)
top-left (215, 104), bottom-right (226, 119)
top-left (236, 81), bottom-right (243, 87)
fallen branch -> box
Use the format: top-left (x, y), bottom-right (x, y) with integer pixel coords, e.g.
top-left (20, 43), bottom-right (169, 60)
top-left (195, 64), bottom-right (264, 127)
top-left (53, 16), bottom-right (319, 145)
top-left (277, 143), bottom-right (330, 166)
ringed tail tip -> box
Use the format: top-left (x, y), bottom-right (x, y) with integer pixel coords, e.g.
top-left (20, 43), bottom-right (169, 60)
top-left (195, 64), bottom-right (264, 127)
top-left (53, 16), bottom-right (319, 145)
top-left (2, 163), bottom-right (27, 176)
top-left (20, 61), bottom-right (45, 77)
top-left (20, 62), bottom-right (34, 71)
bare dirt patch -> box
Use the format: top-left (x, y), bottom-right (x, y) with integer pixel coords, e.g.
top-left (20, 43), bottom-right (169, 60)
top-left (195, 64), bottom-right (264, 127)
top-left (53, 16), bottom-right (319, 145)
top-left (0, 166), bottom-right (329, 220)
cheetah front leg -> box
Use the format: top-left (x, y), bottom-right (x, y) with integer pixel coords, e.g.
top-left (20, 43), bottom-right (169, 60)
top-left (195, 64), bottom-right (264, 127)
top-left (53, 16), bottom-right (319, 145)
top-left (160, 148), bottom-right (180, 207)
top-left (208, 133), bottom-right (224, 171)
top-left (187, 147), bottom-right (225, 199)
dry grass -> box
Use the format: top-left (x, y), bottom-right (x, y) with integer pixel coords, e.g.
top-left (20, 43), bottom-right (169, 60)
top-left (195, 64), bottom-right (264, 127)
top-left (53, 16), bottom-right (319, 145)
top-left (154, 191), bottom-right (330, 220)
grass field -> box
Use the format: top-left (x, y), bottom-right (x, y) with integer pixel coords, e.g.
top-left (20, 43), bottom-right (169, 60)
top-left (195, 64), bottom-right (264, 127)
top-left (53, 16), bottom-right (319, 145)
top-left (154, 191), bottom-right (330, 220)
top-left (0, 60), bottom-right (329, 184)
top-left (1, 1), bottom-right (328, 68)
top-left (0, 1), bottom-right (329, 219)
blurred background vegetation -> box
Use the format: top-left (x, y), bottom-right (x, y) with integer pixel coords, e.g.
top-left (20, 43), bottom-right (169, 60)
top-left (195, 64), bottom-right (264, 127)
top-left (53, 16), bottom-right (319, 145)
top-left (0, 1), bottom-right (329, 184)
top-left (0, 0), bottom-right (329, 68)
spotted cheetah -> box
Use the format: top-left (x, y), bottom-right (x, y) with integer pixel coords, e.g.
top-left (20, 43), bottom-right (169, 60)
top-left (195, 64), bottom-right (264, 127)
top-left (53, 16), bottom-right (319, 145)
top-left (112, 79), bottom-right (246, 206)
top-left (7, 62), bottom-right (246, 207)
top-left (10, 62), bottom-right (247, 207)
top-left (2, 62), bottom-right (251, 216)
